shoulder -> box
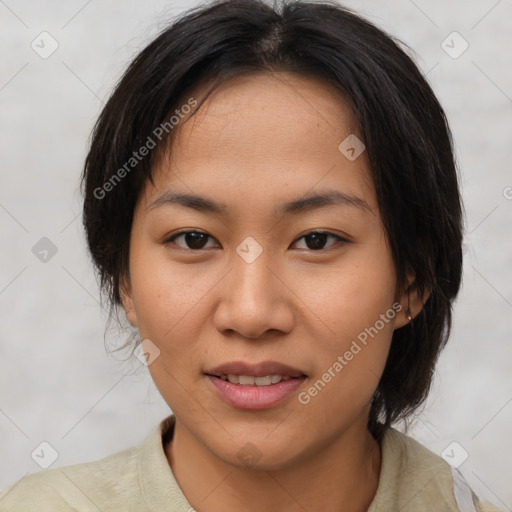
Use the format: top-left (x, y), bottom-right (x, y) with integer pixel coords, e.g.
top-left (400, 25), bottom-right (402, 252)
top-left (0, 445), bottom-right (146, 512)
top-left (371, 428), bottom-right (506, 512)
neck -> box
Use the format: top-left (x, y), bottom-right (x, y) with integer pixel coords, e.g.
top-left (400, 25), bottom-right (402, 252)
top-left (165, 415), bottom-right (382, 512)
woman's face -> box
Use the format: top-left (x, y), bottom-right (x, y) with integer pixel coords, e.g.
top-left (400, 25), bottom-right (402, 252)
top-left (122, 72), bottom-right (410, 469)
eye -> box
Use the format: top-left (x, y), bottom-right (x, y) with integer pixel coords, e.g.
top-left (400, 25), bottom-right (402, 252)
top-left (292, 231), bottom-right (347, 251)
top-left (164, 230), bottom-right (219, 250)
top-left (164, 230), bottom-right (347, 252)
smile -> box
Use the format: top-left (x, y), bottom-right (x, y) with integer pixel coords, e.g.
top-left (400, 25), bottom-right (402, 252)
top-left (206, 374), bottom-right (307, 410)
top-left (216, 374), bottom-right (296, 386)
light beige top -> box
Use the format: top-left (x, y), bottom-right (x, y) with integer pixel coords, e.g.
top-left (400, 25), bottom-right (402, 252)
top-left (0, 415), bottom-right (505, 511)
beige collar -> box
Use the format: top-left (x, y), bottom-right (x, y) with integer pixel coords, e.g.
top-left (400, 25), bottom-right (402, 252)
top-left (138, 415), bottom-right (464, 511)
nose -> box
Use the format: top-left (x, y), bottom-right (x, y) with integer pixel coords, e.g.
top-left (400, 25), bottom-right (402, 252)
top-left (213, 245), bottom-right (295, 340)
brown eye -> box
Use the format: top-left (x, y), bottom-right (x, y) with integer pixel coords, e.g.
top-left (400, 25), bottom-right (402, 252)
top-left (164, 230), bottom-right (347, 252)
top-left (293, 231), bottom-right (346, 251)
top-left (165, 231), bottom-right (218, 250)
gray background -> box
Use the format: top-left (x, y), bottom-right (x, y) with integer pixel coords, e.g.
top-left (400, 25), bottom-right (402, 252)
top-left (1, 0), bottom-right (511, 507)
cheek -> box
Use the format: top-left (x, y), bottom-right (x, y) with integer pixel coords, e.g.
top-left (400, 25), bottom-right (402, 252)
top-left (301, 241), bottom-right (397, 342)
top-left (295, 240), bottom-right (396, 410)
top-left (129, 242), bottom-right (210, 337)
top-left (129, 256), bottom-right (212, 404)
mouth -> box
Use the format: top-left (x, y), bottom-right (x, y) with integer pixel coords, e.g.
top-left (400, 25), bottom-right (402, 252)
top-left (204, 360), bottom-right (307, 383)
top-left (204, 361), bottom-right (307, 410)
top-left (206, 374), bottom-right (303, 386)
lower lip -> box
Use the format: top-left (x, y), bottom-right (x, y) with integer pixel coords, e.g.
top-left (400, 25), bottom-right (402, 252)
top-left (206, 375), bottom-right (306, 410)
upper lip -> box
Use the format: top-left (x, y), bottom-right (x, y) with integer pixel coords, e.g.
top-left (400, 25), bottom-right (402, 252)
top-left (205, 361), bottom-right (306, 378)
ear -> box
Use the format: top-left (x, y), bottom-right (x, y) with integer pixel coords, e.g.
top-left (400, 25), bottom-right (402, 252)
top-left (393, 271), bottom-right (431, 330)
top-left (119, 275), bottom-right (139, 328)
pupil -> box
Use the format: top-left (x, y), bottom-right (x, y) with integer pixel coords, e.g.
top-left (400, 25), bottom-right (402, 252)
top-left (186, 232), bottom-right (207, 249)
top-left (307, 233), bottom-right (327, 250)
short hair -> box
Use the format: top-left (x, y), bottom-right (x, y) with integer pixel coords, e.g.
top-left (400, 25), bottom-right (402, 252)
top-left (81, 0), bottom-right (463, 440)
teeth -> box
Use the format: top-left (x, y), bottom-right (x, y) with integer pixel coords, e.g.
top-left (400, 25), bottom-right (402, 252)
top-left (239, 375), bottom-right (255, 386)
top-left (221, 374), bottom-right (296, 386)
top-left (227, 374), bottom-right (240, 384)
top-left (255, 376), bottom-right (272, 386)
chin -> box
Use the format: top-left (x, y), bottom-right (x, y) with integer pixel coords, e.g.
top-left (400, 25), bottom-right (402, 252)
top-left (211, 434), bottom-right (308, 473)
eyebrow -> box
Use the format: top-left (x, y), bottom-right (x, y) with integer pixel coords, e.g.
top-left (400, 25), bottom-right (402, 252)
top-left (146, 189), bottom-right (372, 216)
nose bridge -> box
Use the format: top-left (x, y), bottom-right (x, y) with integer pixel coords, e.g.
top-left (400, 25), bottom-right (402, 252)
top-left (213, 236), bottom-right (293, 338)
top-left (230, 240), bottom-right (275, 309)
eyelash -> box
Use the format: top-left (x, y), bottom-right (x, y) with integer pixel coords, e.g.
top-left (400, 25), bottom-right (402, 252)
top-left (163, 230), bottom-right (349, 252)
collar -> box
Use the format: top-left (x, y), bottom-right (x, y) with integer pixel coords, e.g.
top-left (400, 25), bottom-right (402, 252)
top-left (138, 415), bottom-right (193, 511)
top-left (138, 414), bottom-right (460, 511)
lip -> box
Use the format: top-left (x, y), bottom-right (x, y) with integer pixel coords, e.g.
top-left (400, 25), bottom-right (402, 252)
top-left (205, 360), bottom-right (306, 378)
top-left (206, 374), bottom-right (307, 410)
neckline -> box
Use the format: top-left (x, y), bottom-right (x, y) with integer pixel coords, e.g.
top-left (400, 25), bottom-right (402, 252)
top-left (140, 415), bottom-right (401, 510)
top-left (138, 415), bottom-right (193, 510)
top-left (139, 415), bottom-right (463, 511)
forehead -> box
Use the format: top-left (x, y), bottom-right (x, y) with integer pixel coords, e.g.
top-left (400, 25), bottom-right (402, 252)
top-left (139, 71), bottom-right (375, 213)
top-left (174, 71), bottom-right (359, 156)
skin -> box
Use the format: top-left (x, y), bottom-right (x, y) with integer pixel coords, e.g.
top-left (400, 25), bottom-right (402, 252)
top-left (121, 72), bottom-right (425, 512)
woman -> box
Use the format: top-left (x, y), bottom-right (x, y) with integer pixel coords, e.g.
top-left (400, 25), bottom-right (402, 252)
top-left (0, 0), bottom-right (505, 510)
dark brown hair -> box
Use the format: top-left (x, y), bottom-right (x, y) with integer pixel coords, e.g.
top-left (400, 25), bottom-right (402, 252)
top-left (81, 0), bottom-right (463, 440)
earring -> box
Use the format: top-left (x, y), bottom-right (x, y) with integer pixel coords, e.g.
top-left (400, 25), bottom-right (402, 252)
top-left (406, 291), bottom-right (412, 322)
